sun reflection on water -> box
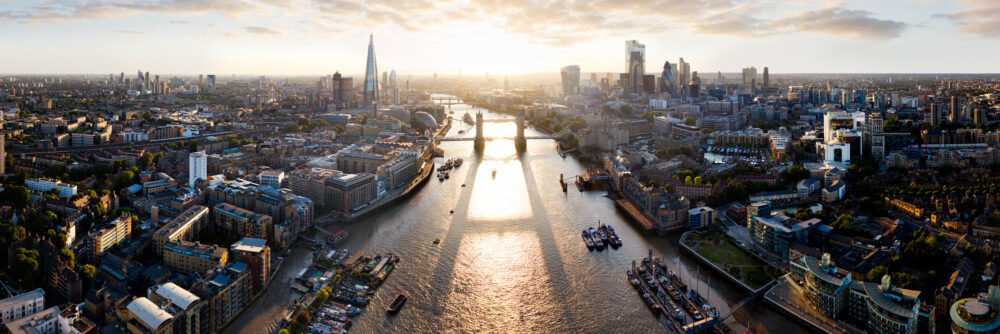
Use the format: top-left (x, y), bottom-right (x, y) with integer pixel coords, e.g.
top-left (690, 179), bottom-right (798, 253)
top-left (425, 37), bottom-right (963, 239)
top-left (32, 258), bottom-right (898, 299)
top-left (442, 232), bottom-right (557, 333)
top-left (467, 158), bottom-right (531, 221)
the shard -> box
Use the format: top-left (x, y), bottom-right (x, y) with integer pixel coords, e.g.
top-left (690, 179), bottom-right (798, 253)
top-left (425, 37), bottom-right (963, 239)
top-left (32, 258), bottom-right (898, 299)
top-left (362, 34), bottom-right (379, 114)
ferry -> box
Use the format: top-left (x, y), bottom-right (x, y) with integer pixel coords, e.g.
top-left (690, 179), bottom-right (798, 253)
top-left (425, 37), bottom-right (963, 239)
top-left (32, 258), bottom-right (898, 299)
top-left (462, 112), bottom-right (474, 125)
top-left (327, 230), bottom-right (348, 245)
top-left (386, 292), bottom-right (409, 313)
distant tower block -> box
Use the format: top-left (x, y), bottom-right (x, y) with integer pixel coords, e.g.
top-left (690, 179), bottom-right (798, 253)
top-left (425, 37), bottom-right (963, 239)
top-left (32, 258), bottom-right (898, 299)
top-left (474, 111), bottom-right (485, 154)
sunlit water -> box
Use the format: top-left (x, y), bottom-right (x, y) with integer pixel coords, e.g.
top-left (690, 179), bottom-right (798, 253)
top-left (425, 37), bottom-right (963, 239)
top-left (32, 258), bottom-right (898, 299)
top-left (316, 103), bottom-right (805, 333)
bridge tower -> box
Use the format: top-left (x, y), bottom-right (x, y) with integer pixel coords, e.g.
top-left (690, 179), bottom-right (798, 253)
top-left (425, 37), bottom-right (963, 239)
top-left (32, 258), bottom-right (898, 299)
top-left (514, 112), bottom-right (526, 152)
top-left (474, 111), bottom-right (485, 153)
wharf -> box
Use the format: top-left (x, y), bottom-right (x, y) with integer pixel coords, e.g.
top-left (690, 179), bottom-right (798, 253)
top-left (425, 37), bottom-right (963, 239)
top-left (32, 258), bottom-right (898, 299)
top-left (615, 199), bottom-right (656, 231)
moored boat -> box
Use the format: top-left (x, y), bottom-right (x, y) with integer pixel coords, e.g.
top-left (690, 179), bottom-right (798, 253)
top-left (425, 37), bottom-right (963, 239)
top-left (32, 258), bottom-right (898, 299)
top-left (386, 292), bottom-right (409, 313)
top-left (582, 230), bottom-right (595, 250)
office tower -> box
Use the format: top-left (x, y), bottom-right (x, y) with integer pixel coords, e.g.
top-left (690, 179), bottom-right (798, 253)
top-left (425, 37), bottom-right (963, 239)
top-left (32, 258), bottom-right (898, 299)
top-left (390, 70), bottom-right (399, 105)
top-left (661, 61), bottom-right (675, 96)
top-left (717, 71), bottom-right (723, 85)
top-left (742, 67), bottom-right (757, 86)
top-left (504, 77), bottom-right (509, 92)
top-left (929, 104), bottom-right (941, 126)
top-left (763, 67), bottom-right (769, 88)
top-left (206, 74), bottom-right (216, 92)
top-left (689, 71), bottom-right (701, 98)
top-left (678, 58), bottom-right (690, 90)
top-left (199, 74), bottom-right (203, 85)
top-left (625, 40), bottom-right (645, 94)
top-left (974, 108), bottom-right (985, 125)
top-left (1, 134), bottom-right (5, 175)
top-left (868, 113), bottom-right (885, 160)
top-left (189, 151), bottom-right (207, 189)
top-left (950, 96), bottom-right (960, 123)
top-left (560, 65), bottom-right (580, 97)
top-left (362, 34), bottom-right (379, 113)
top-left (590, 73), bottom-right (597, 84)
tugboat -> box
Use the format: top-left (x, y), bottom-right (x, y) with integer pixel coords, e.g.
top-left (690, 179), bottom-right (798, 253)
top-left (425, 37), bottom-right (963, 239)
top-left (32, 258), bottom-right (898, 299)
top-left (387, 292), bottom-right (409, 313)
top-left (582, 230), bottom-right (595, 250)
top-left (433, 238), bottom-right (441, 244)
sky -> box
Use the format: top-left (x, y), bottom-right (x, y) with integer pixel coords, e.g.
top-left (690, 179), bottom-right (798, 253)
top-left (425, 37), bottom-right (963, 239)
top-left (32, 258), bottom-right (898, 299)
top-left (0, 0), bottom-right (998, 75)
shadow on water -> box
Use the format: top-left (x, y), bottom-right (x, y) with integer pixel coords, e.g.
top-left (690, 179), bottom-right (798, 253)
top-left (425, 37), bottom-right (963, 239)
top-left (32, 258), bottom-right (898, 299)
top-left (423, 152), bottom-right (482, 321)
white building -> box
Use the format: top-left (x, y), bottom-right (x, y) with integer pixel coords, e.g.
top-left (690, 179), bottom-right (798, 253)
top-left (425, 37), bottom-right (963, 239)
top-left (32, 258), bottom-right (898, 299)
top-left (189, 151), bottom-right (207, 189)
top-left (25, 178), bottom-right (77, 198)
top-left (0, 289), bottom-right (45, 325)
top-left (821, 111), bottom-right (866, 164)
top-left (259, 170), bottom-right (285, 189)
top-left (4, 306), bottom-right (58, 334)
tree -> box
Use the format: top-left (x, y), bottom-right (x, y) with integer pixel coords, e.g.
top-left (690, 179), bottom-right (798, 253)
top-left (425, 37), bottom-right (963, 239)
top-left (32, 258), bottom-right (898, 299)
top-left (654, 149), bottom-right (667, 159)
top-left (80, 264), bottom-right (96, 292)
top-left (693, 176), bottom-right (703, 185)
top-left (568, 118), bottom-right (588, 132)
top-left (684, 176), bottom-right (693, 185)
top-left (113, 171), bottom-right (136, 190)
top-left (0, 185), bottom-right (30, 207)
top-left (59, 249), bottom-right (74, 267)
top-left (138, 152), bottom-right (154, 169)
top-left (783, 165), bottom-right (810, 184)
top-left (13, 248), bottom-right (40, 289)
top-left (685, 117), bottom-right (696, 126)
top-left (278, 330), bottom-right (290, 334)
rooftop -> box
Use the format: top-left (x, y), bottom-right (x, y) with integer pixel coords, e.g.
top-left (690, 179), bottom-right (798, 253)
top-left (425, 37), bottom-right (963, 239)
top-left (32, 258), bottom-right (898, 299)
top-left (126, 297), bottom-right (172, 330)
top-left (153, 283), bottom-right (200, 310)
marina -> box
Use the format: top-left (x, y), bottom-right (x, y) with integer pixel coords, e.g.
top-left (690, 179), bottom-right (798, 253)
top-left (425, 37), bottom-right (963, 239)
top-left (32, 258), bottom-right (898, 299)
top-left (628, 250), bottom-right (731, 334)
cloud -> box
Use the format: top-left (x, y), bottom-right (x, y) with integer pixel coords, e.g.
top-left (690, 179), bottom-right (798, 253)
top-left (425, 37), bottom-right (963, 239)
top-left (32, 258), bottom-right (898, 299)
top-left (0, 0), bottom-right (912, 45)
top-left (772, 6), bottom-right (908, 39)
top-left (693, 4), bottom-right (907, 39)
top-left (939, 0), bottom-right (1000, 38)
top-left (245, 26), bottom-right (281, 35)
top-left (114, 30), bottom-right (149, 35)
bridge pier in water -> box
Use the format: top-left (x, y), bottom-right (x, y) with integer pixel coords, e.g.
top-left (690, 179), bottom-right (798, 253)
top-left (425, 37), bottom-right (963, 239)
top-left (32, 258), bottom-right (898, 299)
top-left (474, 111), bottom-right (485, 153)
top-left (514, 112), bottom-right (526, 153)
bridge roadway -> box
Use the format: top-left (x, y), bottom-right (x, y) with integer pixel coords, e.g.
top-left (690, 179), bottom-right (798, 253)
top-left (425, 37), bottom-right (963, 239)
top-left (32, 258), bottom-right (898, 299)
top-left (438, 135), bottom-right (552, 141)
top-left (7, 128), bottom-right (272, 156)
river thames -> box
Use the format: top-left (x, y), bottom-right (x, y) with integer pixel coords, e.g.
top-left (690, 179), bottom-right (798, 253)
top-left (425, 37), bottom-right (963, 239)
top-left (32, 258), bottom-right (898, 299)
top-left (226, 102), bottom-right (807, 334)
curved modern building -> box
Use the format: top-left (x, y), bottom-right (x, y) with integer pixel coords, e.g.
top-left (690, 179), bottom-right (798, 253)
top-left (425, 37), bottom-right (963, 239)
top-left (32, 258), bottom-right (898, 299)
top-left (411, 111), bottom-right (438, 132)
top-left (951, 287), bottom-right (1000, 334)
